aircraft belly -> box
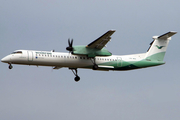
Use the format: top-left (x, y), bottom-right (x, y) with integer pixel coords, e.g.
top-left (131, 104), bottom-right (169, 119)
top-left (64, 59), bottom-right (92, 68)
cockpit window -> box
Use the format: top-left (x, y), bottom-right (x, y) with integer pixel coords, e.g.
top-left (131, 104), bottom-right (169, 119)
top-left (11, 51), bottom-right (22, 54)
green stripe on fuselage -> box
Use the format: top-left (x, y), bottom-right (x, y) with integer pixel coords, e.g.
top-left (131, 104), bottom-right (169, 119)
top-left (114, 59), bottom-right (165, 70)
top-left (146, 52), bottom-right (166, 61)
top-left (84, 58), bottom-right (165, 71)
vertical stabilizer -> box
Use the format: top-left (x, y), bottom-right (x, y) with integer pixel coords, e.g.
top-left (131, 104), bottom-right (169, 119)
top-left (145, 31), bottom-right (177, 61)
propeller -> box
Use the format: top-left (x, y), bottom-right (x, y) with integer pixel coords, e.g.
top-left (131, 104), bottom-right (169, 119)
top-left (66, 38), bottom-right (73, 52)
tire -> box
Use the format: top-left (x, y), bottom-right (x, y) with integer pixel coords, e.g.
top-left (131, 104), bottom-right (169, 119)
top-left (9, 65), bottom-right (13, 69)
top-left (93, 64), bottom-right (98, 70)
top-left (74, 76), bottom-right (80, 82)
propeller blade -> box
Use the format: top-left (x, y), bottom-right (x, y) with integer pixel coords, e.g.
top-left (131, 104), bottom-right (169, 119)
top-left (66, 38), bottom-right (74, 52)
top-left (70, 39), bottom-right (73, 47)
top-left (68, 38), bottom-right (71, 46)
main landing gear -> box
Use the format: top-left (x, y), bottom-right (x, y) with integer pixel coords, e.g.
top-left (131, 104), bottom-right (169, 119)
top-left (70, 68), bottom-right (80, 82)
top-left (8, 63), bottom-right (13, 69)
top-left (69, 58), bottom-right (98, 82)
top-left (90, 58), bottom-right (98, 70)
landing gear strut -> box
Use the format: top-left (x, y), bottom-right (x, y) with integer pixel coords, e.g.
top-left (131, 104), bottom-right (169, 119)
top-left (90, 58), bottom-right (98, 70)
top-left (8, 63), bottom-right (13, 69)
top-left (70, 68), bottom-right (80, 82)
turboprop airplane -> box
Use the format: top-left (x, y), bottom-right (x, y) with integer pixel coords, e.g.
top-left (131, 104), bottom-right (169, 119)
top-left (1, 30), bottom-right (177, 82)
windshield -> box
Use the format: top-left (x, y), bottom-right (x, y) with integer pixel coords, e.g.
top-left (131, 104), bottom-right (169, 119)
top-left (11, 51), bottom-right (22, 54)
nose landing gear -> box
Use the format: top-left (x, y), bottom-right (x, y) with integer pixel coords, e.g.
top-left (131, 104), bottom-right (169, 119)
top-left (8, 63), bottom-right (13, 69)
top-left (70, 68), bottom-right (80, 82)
top-left (74, 75), bottom-right (80, 82)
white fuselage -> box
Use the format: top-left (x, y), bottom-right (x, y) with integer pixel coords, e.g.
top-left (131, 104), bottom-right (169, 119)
top-left (1, 50), bottom-right (146, 70)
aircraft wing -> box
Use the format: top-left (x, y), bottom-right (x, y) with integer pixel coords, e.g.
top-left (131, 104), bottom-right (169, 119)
top-left (86, 30), bottom-right (116, 49)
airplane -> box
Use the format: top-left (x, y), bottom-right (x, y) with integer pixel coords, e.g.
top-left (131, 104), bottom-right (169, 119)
top-left (1, 30), bottom-right (177, 82)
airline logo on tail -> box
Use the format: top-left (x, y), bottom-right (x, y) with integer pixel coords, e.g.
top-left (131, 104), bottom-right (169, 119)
top-left (156, 45), bottom-right (165, 49)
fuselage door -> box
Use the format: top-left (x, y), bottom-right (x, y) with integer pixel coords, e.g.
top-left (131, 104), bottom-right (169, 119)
top-left (28, 51), bottom-right (33, 61)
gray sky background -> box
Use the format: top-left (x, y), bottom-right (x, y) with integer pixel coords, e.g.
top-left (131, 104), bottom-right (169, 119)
top-left (0, 0), bottom-right (180, 120)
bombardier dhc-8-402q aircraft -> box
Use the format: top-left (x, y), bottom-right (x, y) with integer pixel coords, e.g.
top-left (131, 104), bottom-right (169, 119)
top-left (1, 30), bottom-right (177, 82)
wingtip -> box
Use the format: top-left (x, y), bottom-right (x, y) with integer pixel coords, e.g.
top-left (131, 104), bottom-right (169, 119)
top-left (109, 29), bottom-right (116, 32)
top-left (170, 31), bottom-right (177, 34)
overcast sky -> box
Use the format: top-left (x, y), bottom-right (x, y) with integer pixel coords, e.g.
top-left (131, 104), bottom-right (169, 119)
top-left (0, 0), bottom-right (180, 120)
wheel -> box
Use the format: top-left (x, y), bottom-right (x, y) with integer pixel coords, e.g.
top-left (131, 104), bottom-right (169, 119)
top-left (9, 64), bottom-right (13, 69)
top-left (93, 64), bottom-right (98, 70)
top-left (74, 76), bottom-right (80, 82)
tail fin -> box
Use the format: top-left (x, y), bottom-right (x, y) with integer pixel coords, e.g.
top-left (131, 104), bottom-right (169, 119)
top-left (145, 31), bottom-right (177, 61)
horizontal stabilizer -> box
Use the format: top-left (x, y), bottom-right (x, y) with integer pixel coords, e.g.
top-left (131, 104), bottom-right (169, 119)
top-left (158, 31), bottom-right (177, 39)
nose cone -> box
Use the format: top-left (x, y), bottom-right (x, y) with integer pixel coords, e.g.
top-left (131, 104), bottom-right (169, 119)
top-left (1, 56), bottom-right (10, 63)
